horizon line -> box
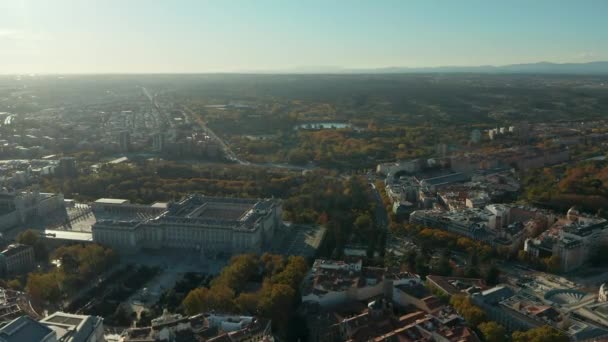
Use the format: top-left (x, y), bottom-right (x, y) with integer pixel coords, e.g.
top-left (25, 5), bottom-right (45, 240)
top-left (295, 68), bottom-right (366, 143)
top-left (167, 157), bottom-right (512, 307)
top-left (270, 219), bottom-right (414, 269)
top-left (1, 60), bottom-right (607, 76)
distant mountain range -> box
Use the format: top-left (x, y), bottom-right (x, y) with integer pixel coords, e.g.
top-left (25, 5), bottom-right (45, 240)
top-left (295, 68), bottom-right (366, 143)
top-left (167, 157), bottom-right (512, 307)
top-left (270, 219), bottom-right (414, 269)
top-left (268, 61), bottom-right (608, 75)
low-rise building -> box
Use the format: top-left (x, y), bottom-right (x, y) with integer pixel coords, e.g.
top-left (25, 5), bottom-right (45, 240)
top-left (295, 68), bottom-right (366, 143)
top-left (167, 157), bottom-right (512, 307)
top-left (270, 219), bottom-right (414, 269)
top-left (123, 312), bottom-right (272, 342)
top-left (0, 315), bottom-right (56, 342)
top-left (524, 208), bottom-right (608, 272)
top-left (600, 284), bottom-right (608, 303)
top-left (0, 244), bottom-right (35, 275)
top-left (450, 146), bottom-right (569, 174)
top-left (410, 204), bottom-right (548, 246)
top-left (409, 208), bottom-right (495, 243)
top-left (426, 275), bottom-right (486, 297)
top-left (376, 159), bottom-right (424, 176)
top-left (0, 312), bottom-right (103, 342)
top-left (312, 299), bottom-right (477, 342)
top-left (301, 259), bottom-right (419, 309)
top-left (39, 311), bottom-right (104, 342)
top-left (472, 282), bottom-right (608, 340)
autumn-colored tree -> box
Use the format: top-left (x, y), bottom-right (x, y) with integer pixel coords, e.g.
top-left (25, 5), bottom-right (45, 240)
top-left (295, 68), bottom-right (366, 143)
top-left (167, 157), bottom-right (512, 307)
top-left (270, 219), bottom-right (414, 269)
top-left (211, 254), bottom-right (259, 291)
top-left (354, 214), bottom-right (373, 232)
top-left (478, 321), bottom-right (507, 342)
top-left (16, 229), bottom-right (38, 245)
top-left (182, 287), bottom-right (207, 315)
top-left (235, 292), bottom-right (260, 314)
top-left (450, 295), bottom-right (487, 327)
top-left (182, 286), bottom-right (237, 315)
top-left (6, 279), bottom-right (22, 291)
top-left (260, 253), bottom-right (285, 276)
top-left (53, 244), bottom-right (117, 278)
top-left (272, 256), bottom-right (308, 289)
top-left (26, 272), bottom-right (63, 304)
top-left (512, 326), bottom-right (569, 342)
top-left (16, 229), bottom-right (47, 261)
top-left (258, 282), bottom-right (296, 327)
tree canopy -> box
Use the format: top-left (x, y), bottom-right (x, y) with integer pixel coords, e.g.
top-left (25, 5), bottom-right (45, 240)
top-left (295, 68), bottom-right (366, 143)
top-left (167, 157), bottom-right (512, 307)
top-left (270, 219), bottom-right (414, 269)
top-left (478, 321), bottom-right (507, 342)
top-left (182, 254), bottom-right (308, 336)
top-left (512, 326), bottom-right (569, 342)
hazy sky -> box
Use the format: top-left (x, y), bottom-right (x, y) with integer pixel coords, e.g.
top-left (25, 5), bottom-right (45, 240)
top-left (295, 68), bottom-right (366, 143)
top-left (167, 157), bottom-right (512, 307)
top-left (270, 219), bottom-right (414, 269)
top-left (1, 0), bottom-right (607, 74)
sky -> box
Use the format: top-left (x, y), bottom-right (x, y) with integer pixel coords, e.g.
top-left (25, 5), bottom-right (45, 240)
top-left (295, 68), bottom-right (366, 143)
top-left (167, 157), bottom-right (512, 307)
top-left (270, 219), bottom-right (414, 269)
top-left (0, 0), bottom-right (607, 74)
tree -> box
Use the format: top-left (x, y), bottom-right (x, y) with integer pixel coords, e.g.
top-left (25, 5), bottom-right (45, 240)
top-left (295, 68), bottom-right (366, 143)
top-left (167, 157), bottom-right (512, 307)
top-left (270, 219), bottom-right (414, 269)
top-left (182, 287), bottom-right (207, 315)
top-left (6, 279), bottom-right (22, 291)
top-left (61, 253), bottom-right (80, 275)
top-left (211, 254), bottom-right (259, 291)
top-left (110, 305), bottom-right (133, 327)
top-left (465, 266), bottom-right (480, 278)
top-left (478, 321), bottom-right (507, 342)
top-left (287, 149), bottom-right (310, 165)
top-left (317, 211), bottom-right (329, 225)
top-left (258, 283), bottom-right (296, 328)
top-left (415, 254), bottom-right (430, 278)
top-left (544, 255), bottom-right (561, 274)
top-left (183, 253), bottom-right (306, 338)
top-left (138, 310), bottom-right (153, 327)
top-left (286, 314), bottom-right (309, 342)
top-left (512, 326), bottom-right (569, 342)
top-left (16, 229), bottom-right (47, 261)
top-left (272, 256), bottom-right (308, 289)
top-left (590, 178), bottom-right (603, 191)
top-left (483, 266), bottom-right (501, 286)
top-left (235, 292), bottom-right (260, 314)
top-left (260, 253), bottom-right (285, 276)
top-left (183, 285), bottom-right (236, 315)
top-left (450, 295), bottom-right (487, 327)
top-left (433, 254), bottom-right (452, 276)
top-left (26, 272), bottom-right (62, 304)
top-left (16, 229), bottom-right (38, 246)
top-left (405, 251), bottom-right (417, 272)
top-left (354, 214), bottom-right (373, 232)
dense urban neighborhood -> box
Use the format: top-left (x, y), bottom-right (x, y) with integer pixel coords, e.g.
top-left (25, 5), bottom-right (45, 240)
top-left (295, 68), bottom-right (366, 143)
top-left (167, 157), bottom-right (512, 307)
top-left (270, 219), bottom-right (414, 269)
top-left (0, 73), bottom-right (608, 342)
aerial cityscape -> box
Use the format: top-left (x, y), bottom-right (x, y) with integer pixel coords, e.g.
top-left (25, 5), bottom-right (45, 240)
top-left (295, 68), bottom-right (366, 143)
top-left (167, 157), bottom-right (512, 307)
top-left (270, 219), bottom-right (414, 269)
top-left (1, 1), bottom-right (608, 342)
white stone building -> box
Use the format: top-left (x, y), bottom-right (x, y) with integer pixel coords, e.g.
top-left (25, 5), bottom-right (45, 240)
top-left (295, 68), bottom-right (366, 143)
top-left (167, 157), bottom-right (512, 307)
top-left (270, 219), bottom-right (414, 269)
top-left (92, 195), bottom-right (282, 255)
top-left (0, 191), bottom-right (65, 231)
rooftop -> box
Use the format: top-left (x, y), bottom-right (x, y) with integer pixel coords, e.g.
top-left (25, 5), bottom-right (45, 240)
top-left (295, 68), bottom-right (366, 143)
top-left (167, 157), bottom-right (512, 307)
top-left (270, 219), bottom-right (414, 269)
top-left (44, 230), bottom-right (93, 242)
top-left (94, 198), bottom-right (129, 205)
top-left (0, 316), bottom-right (54, 342)
top-left (0, 244), bottom-right (32, 258)
top-left (426, 275), bottom-right (486, 296)
top-left (39, 311), bottom-right (102, 342)
top-left (302, 260), bottom-right (412, 297)
top-left (92, 194), bottom-right (280, 233)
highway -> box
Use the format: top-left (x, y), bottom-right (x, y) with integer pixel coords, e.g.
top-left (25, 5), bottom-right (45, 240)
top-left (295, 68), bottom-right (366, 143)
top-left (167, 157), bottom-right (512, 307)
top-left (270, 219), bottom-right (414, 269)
top-left (369, 176), bottom-right (400, 255)
top-left (141, 87), bottom-right (170, 130)
top-left (180, 104), bottom-right (246, 165)
top-left (370, 180), bottom-right (389, 230)
top-left (143, 88), bottom-right (317, 171)
top-left (181, 104), bottom-right (317, 171)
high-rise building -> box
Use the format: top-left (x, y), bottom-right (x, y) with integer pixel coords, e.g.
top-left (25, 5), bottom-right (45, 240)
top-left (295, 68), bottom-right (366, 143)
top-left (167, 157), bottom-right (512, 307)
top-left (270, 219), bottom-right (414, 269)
top-left (470, 129), bottom-right (482, 144)
top-left (152, 132), bottom-right (165, 152)
top-left (57, 157), bottom-right (77, 178)
top-left (118, 131), bottom-right (131, 152)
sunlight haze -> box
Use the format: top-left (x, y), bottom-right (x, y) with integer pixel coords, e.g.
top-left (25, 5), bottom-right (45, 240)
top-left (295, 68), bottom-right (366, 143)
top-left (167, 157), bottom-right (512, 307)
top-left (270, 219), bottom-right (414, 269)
top-left (1, 0), bottom-right (607, 73)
